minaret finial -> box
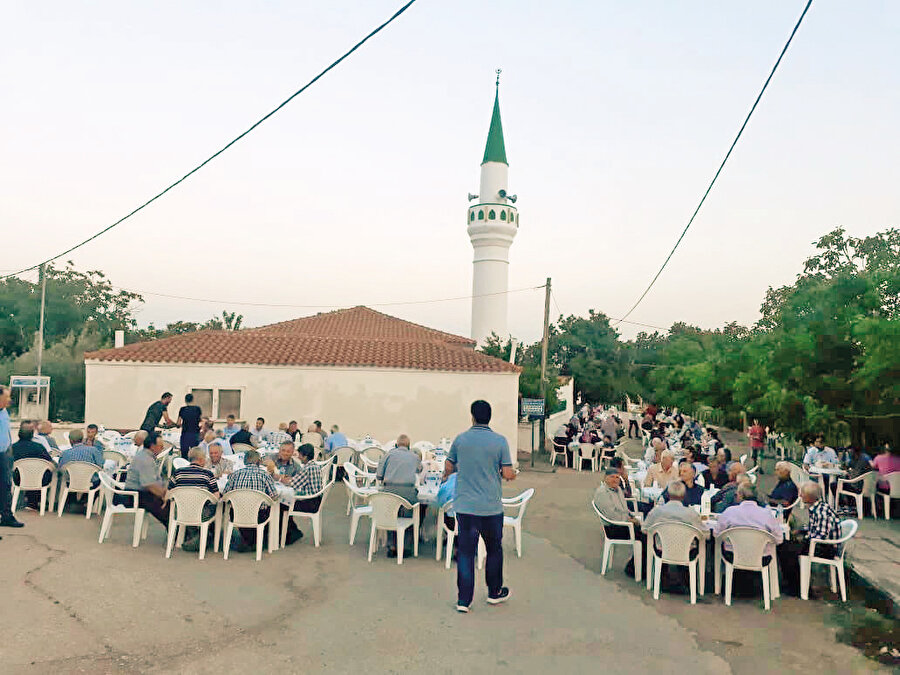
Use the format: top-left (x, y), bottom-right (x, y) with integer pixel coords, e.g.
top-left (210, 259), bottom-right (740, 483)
top-left (495, 68), bottom-right (502, 88)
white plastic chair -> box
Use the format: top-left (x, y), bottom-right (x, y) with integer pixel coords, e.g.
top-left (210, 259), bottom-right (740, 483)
top-left (878, 472), bottom-right (900, 520)
top-left (171, 457), bottom-right (190, 471)
top-left (280, 473), bottom-right (335, 548)
top-left (328, 445), bottom-right (357, 471)
top-left (343, 477), bottom-right (374, 545)
top-left (476, 488), bottom-right (535, 568)
top-left (800, 519), bottom-right (858, 602)
top-left (222, 489), bottom-right (278, 561)
top-left (97, 472), bottom-right (149, 547)
top-left (360, 446), bottom-right (386, 467)
top-left (166, 487), bottom-right (218, 560)
top-left (343, 462), bottom-right (376, 514)
top-left (717, 527), bottom-right (779, 610)
top-left (591, 502), bottom-right (642, 583)
top-left (646, 522), bottom-right (706, 604)
top-left (57, 461), bottom-right (102, 518)
top-left (549, 440), bottom-right (569, 468)
top-left (11, 458), bottom-right (57, 516)
top-left (575, 443), bottom-right (598, 472)
top-left (834, 472), bottom-right (878, 519)
top-left (367, 492), bottom-right (419, 564)
top-left (437, 502), bottom-right (458, 569)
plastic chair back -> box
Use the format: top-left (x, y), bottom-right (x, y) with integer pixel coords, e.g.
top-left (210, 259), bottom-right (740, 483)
top-left (331, 446), bottom-right (356, 466)
top-left (648, 521), bottom-right (703, 563)
top-left (103, 449), bottom-right (128, 468)
top-left (578, 443), bottom-right (595, 460)
top-left (719, 527), bottom-right (776, 568)
top-left (885, 472), bottom-right (900, 496)
top-left (503, 488), bottom-right (535, 521)
top-left (13, 458), bottom-right (55, 489)
top-left (62, 461), bottom-right (101, 490)
top-left (223, 489), bottom-right (275, 527)
top-left (858, 471), bottom-right (878, 497)
top-left (362, 447), bottom-right (386, 464)
top-left (231, 443), bottom-right (255, 454)
top-left (168, 486), bottom-right (216, 525)
top-left (369, 492), bottom-right (413, 530)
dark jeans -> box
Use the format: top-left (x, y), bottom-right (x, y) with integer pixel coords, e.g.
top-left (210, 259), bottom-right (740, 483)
top-left (628, 419), bottom-right (639, 438)
top-left (777, 539), bottom-right (835, 594)
top-left (113, 490), bottom-right (169, 528)
top-left (456, 513), bottom-right (504, 607)
top-left (0, 451), bottom-right (13, 520)
top-left (180, 432), bottom-right (200, 459)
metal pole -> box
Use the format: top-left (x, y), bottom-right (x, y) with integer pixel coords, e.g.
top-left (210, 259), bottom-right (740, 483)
top-left (36, 263), bottom-right (46, 378)
top-left (537, 277), bottom-right (551, 467)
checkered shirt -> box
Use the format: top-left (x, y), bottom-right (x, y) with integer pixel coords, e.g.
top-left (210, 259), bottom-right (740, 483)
top-left (808, 499), bottom-right (841, 542)
top-left (288, 462), bottom-right (323, 496)
top-left (223, 464), bottom-right (278, 499)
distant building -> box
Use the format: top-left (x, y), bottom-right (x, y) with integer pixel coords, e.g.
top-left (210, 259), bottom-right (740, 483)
top-left (84, 307), bottom-right (520, 445)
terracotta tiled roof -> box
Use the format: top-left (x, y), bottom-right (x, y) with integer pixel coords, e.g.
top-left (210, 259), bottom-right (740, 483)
top-left (85, 307), bottom-right (518, 373)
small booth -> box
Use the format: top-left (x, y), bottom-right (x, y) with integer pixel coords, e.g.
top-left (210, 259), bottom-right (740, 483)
top-left (8, 375), bottom-right (50, 421)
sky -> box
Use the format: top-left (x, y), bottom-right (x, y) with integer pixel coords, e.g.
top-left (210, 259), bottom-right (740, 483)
top-left (2, 1), bottom-right (898, 343)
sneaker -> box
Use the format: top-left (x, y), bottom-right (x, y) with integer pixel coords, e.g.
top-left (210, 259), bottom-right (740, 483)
top-left (0, 517), bottom-right (24, 528)
top-left (456, 604), bottom-right (470, 613)
top-left (486, 587), bottom-right (511, 605)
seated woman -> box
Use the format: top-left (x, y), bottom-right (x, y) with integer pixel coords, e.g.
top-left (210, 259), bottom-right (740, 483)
top-left (871, 444), bottom-right (900, 492)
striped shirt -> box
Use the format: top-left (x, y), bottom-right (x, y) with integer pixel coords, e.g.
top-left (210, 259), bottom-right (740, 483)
top-left (169, 464), bottom-right (218, 493)
top-left (223, 464), bottom-right (278, 499)
top-left (58, 444), bottom-right (104, 468)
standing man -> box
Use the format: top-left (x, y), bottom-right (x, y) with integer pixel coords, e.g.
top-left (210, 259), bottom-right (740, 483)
top-left (177, 393), bottom-right (203, 459)
top-left (141, 392), bottom-right (175, 433)
top-left (0, 385), bottom-right (23, 531)
top-left (747, 419), bottom-right (766, 474)
top-left (443, 400), bottom-right (516, 613)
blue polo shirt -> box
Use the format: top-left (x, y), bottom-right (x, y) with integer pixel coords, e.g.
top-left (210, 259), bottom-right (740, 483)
top-left (0, 408), bottom-right (10, 454)
top-left (447, 425), bottom-right (512, 516)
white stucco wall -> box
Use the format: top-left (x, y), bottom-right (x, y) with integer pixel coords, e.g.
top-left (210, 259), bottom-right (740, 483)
top-left (85, 361), bottom-right (519, 450)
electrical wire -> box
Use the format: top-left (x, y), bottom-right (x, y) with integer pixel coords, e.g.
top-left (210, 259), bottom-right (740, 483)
top-left (614, 0), bottom-right (813, 327)
top-left (0, 0), bottom-right (420, 282)
top-left (109, 283), bottom-right (545, 309)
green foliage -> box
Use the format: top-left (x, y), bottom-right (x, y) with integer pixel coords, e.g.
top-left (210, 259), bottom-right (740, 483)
top-left (129, 311), bottom-right (245, 342)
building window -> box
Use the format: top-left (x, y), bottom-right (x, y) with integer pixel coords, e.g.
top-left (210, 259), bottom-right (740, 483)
top-left (500, 210), bottom-right (506, 221)
top-left (190, 388), bottom-right (214, 418)
top-left (478, 210), bottom-right (484, 220)
top-left (470, 211), bottom-right (475, 222)
top-left (516, 214), bottom-right (520, 225)
top-left (488, 209), bottom-right (496, 220)
top-left (189, 388), bottom-right (242, 420)
top-left (217, 389), bottom-right (242, 419)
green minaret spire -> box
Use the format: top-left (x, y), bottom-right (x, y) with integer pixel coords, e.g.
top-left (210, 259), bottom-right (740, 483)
top-left (481, 70), bottom-right (508, 165)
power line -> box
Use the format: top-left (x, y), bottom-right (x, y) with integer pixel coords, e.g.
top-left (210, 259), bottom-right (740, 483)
top-left (614, 0), bottom-right (813, 327)
top-left (110, 283), bottom-right (545, 309)
top-left (0, 0), bottom-right (419, 282)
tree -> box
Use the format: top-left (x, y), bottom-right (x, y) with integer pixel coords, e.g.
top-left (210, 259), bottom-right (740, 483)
top-left (479, 333), bottom-right (561, 413)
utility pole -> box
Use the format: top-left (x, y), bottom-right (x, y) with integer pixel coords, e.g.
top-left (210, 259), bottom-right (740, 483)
top-left (537, 277), bottom-right (551, 466)
top-left (36, 263), bottom-right (47, 378)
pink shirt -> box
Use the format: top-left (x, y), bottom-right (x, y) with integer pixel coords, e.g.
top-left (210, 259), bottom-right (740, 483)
top-left (873, 454), bottom-right (900, 487)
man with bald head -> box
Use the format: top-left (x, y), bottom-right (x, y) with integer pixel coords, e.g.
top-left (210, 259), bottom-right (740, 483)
top-left (778, 481), bottom-right (842, 596)
top-left (644, 449), bottom-right (679, 488)
top-left (376, 434), bottom-right (422, 557)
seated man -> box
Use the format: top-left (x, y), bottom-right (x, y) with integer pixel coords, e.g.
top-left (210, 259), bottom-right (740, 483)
top-left (58, 428), bottom-right (104, 469)
top-left (223, 414), bottom-right (241, 440)
top-left (266, 441), bottom-right (300, 478)
top-left (249, 418), bottom-right (268, 446)
top-left (644, 437), bottom-right (665, 465)
top-left (710, 462), bottom-right (748, 514)
top-left (169, 445), bottom-right (219, 551)
top-left (714, 482), bottom-right (783, 565)
top-left (84, 424), bottom-right (105, 450)
top-left (119, 432), bottom-right (169, 527)
top-left (662, 462), bottom-right (703, 506)
top-left (223, 449), bottom-right (279, 550)
top-left (376, 434), bottom-right (422, 557)
top-left (768, 461), bottom-right (799, 508)
top-left (228, 423), bottom-right (255, 449)
top-left (593, 468), bottom-right (644, 576)
top-left (608, 457), bottom-right (633, 500)
top-left (644, 449), bottom-right (679, 488)
top-left (274, 443), bottom-right (323, 545)
top-left (324, 425), bottom-right (349, 452)
top-left (643, 480), bottom-right (705, 532)
top-left (206, 442), bottom-right (234, 479)
top-left (802, 434), bottom-right (838, 469)
top-left (35, 420), bottom-right (59, 453)
top-left (778, 482), bottom-right (842, 596)
top-left (11, 421), bottom-right (54, 510)
top-left (706, 457), bottom-right (729, 490)
top-left (57, 428), bottom-right (104, 507)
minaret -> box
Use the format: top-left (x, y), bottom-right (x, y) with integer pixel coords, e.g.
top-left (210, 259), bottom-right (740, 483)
top-left (468, 70), bottom-right (518, 345)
